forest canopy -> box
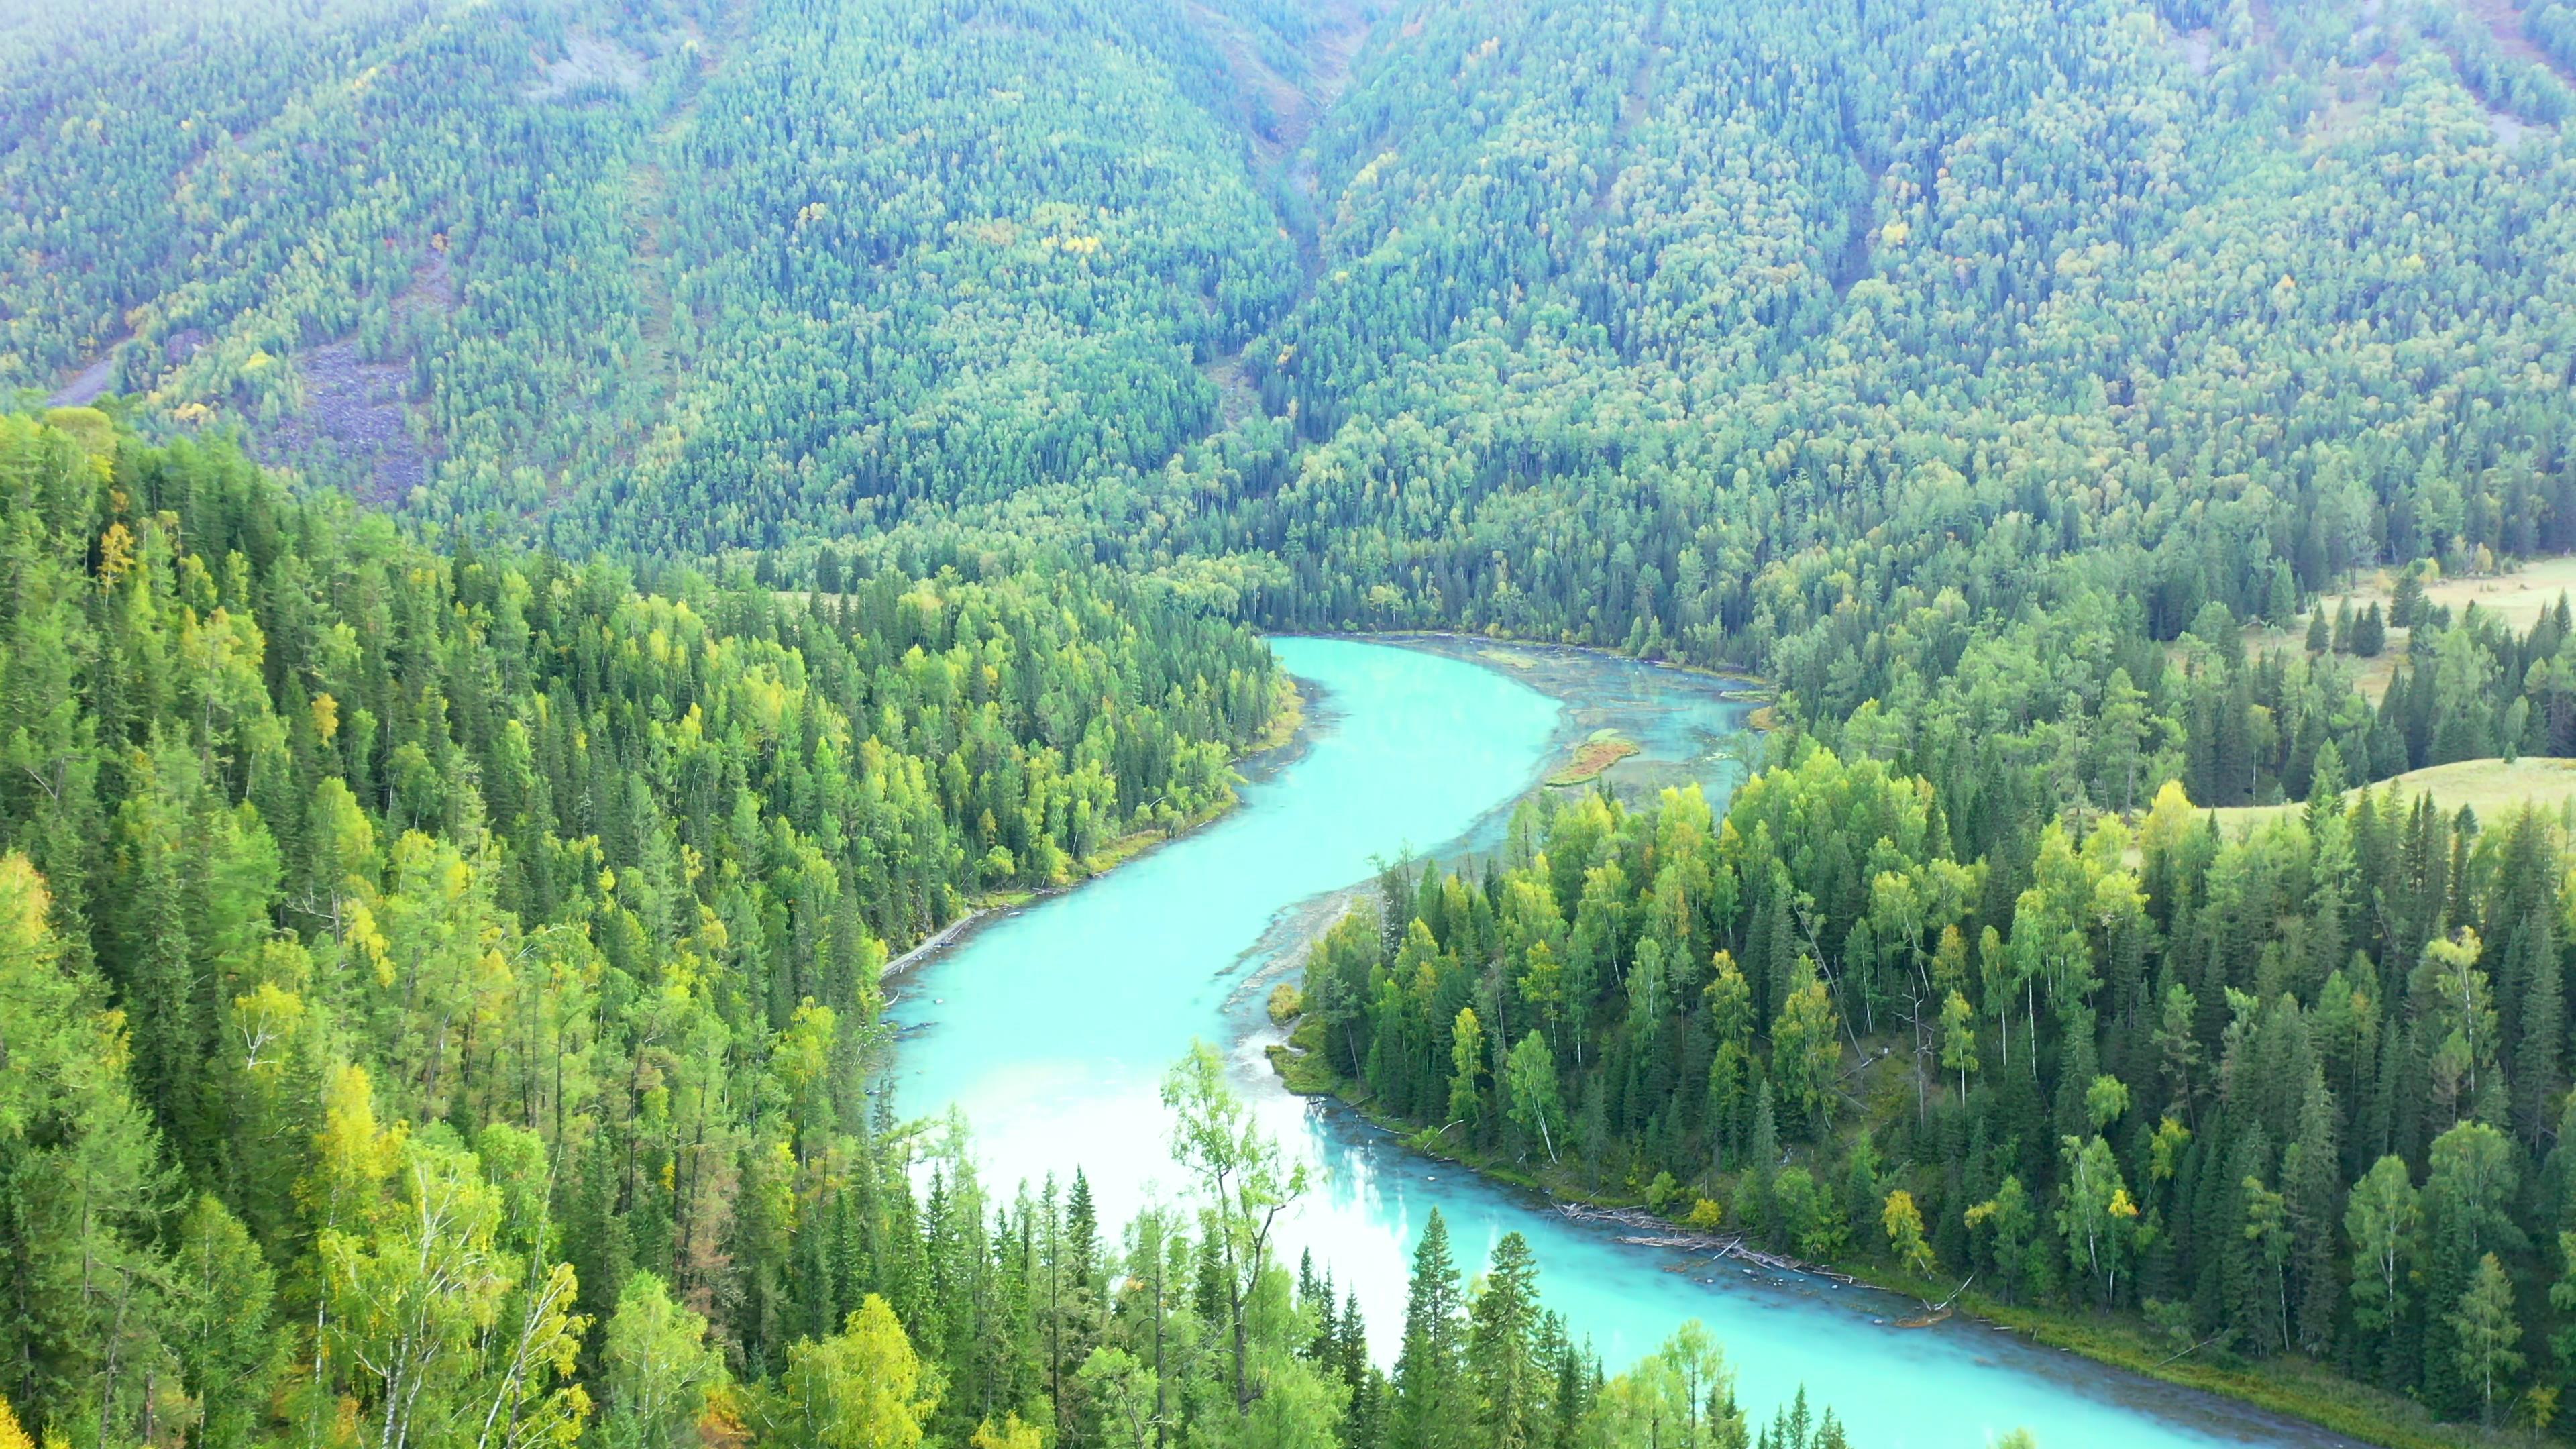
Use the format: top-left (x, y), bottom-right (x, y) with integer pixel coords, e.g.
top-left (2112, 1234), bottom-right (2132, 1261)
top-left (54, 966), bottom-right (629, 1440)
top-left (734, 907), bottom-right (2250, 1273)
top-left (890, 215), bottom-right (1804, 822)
top-left (16, 0), bottom-right (2575, 814)
top-left (10, 0), bottom-right (2576, 1442)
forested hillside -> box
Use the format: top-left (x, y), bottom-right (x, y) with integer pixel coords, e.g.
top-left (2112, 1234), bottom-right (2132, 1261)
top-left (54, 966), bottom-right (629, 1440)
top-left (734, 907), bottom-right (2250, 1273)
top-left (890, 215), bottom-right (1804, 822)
top-left (1, 0), bottom-right (1326, 539)
top-left (0, 407), bottom-right (1883, 1449)
top-left (862, 0), bottom-right (2576, 818)
top-left (1, 0), bottom-right (706, 498)
top-left (13, 0), bottom-right (2576, 1442)
top-left (1197, 0), bottom-right (2576, 833)
top-left (21, 0), bottom-right (2576, 755)
top-left (0, 406), bottom-right (1280, 1432)
top-left (1291, 745), bottom-right (2576, 1434)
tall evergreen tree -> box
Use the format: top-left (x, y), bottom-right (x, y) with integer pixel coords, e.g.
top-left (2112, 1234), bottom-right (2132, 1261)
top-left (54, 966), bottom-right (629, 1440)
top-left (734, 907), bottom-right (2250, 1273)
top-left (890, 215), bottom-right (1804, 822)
top-left (1389, 1212), bottom-right (1471, 1449)
top-left (1468, 1233), bottom-right (1546, 1449)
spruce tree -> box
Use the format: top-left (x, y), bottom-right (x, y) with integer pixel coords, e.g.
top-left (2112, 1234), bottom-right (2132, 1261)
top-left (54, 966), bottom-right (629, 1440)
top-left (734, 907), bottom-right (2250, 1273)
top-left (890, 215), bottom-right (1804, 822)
top-left (1390, 1211), bottom-right (1471, 1449)
top-left (1338, 1287), bottom-right (1379, 1446)
top-left (2282, 1073), bottom-right (2343, 1356)
top-left (1742, 1081), bottom-right (1781, 1240)
top-left (2392, 569), bottom-right (2427, 630)
top-left (1467, 1232), bottom-right (1544, 1449)
top-left (2506, 906), bottom-right (2562, 1150)
top-left (2268, 561), bottom-right (2301, 625)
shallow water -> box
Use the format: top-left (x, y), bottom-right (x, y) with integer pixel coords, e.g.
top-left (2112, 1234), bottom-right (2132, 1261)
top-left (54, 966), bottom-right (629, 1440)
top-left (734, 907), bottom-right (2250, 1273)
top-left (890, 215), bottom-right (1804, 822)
top-left (888, 637), bottom-right (2350, 1449)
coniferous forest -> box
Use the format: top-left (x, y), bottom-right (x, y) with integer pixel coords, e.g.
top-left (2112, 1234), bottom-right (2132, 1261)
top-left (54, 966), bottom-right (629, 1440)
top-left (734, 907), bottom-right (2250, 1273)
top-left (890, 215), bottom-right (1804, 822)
top-left (0, 411), bottom-right (1844, 1449)
top-left (9, 0), bottom-right (2576, 1444)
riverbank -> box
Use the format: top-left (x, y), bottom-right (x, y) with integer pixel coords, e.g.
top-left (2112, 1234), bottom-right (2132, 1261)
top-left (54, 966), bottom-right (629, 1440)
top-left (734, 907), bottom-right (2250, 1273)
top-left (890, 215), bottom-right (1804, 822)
top-left (1845, 1262), bottom-right (2496, 1449)
top-left (881, 672), bottom-right (1308, 985)
top-left (895, 635), bottom-right (2332, 1447)
top-left (1342, 627), bottom-right (1770, 692)
top-left (1234, 641), bottom-right (2473, 1447)
top-left (1267, 1020), bottom-right (2485, 1449)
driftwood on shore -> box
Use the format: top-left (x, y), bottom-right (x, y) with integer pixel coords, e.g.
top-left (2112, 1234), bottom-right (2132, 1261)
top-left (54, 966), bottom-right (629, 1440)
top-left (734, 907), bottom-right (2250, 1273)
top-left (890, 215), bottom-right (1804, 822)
top-left (1551, 1204), bottom-right (1860, 1285)
top-left (883, 901), bottom-right (1026, 979)
top-left (878, 795), bottom-right (1256, 986)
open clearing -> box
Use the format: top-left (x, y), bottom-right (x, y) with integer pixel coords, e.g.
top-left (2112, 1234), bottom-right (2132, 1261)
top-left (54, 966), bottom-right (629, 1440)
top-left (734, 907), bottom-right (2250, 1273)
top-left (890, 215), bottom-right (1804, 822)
top-left (2317, 553), bottom-right (2576, 635)
top-left (2202, 757), bottom-right (2576, 835)
top-left (2460, 0), bottom-right (2576, 87)
top-left (2233, 553), bottom-right (2576, 704)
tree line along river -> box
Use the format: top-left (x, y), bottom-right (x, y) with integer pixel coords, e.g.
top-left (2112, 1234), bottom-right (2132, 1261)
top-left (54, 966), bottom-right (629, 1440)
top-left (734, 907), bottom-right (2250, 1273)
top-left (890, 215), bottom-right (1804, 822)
top-left (885, 636), bottom-right (2357, 1449)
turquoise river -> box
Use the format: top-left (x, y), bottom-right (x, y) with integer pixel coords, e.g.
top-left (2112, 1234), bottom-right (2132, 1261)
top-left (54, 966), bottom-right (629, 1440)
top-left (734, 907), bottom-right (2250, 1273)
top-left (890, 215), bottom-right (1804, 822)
top-left (886, 636), bottom-right (2353, 1449)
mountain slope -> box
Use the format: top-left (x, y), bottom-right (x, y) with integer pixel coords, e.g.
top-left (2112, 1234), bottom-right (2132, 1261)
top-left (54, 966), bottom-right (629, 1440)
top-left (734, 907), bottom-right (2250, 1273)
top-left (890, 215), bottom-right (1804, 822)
top-left (1, 0), bottom-right (1319, 541)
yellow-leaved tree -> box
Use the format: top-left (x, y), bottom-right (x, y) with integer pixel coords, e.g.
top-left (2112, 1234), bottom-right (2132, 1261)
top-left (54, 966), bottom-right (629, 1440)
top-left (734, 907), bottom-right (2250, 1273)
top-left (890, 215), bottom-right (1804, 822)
top-left (775, 1295), bottom-right (941, 1449)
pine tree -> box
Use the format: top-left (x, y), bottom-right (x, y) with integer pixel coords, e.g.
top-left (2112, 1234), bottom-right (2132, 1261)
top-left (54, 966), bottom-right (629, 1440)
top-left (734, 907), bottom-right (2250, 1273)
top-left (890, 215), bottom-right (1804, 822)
top-left (2392, 569), bottom-right (2428, 631)
top-left (2281, 1074), bottom-right (2343, 1355)
top-left (1467, 1233), bottom-right (1544, 1449)
top-left (1391, 1211), bottom-right (1471, 1449)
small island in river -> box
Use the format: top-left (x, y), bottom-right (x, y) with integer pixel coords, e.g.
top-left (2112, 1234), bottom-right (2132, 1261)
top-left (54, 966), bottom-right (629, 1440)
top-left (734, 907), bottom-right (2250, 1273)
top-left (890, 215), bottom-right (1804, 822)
top-left (1546, 728), bottom-right (1642, 786)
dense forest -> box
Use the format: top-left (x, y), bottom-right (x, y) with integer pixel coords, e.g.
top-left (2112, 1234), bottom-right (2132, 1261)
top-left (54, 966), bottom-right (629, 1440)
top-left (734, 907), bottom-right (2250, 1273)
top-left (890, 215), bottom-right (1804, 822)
top-left (13, 0), bottom-right (2576, 751)
top-left (0, 410), bottom-right (1889, 1449)
top-left (0, 409), bottom-right (1278, 1444)
top-left (1292, 747), bottom-right (2576, 1432)
top-left (21, 0), bottom-right (2553, 842)
top-left (11, 0), bottom-right (2576, 1442)
top-left (0, 0), bottom-right (1319, 535)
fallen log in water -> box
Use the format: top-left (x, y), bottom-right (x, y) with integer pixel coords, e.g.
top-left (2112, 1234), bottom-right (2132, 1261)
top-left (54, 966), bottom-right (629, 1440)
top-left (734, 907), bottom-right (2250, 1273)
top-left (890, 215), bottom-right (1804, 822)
top-left (882, 908), bottom-right (1001, 979)
top-left (1556, 1202), bottom-right (1860, 1284)
top-left (1709, 1241), bottom-right (1859, 1284)
top-left (1553, 1203), bottom-right (1670, 1230)
top-left (1619, 1233), bottom-right (1741, 1252)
